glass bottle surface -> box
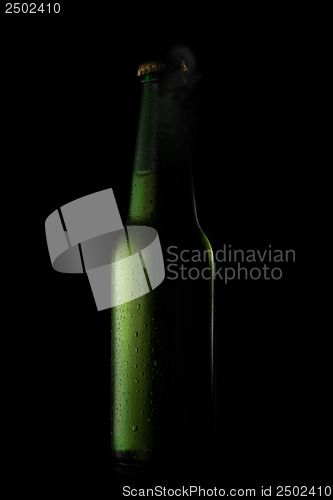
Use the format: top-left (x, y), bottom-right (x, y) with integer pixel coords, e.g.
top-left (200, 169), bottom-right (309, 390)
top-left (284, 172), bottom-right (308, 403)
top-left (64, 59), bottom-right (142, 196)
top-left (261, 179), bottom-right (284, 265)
top-left (111, 63), bottom-right (215, 468)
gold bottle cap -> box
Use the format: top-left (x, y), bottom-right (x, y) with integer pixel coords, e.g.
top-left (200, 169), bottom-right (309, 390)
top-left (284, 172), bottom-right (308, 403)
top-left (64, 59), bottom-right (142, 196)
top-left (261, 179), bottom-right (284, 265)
top-left (137, 59), bottom-right (188, 77)
top-left (137, 60), bottom-right (168, 77)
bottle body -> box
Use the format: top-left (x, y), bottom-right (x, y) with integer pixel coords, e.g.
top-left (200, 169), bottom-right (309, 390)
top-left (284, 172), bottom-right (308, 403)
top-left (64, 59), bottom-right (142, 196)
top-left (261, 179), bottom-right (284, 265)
top-left (111, 225), bottom-right (214, 465)
top-left (111, 66), bottom-right (215, 467)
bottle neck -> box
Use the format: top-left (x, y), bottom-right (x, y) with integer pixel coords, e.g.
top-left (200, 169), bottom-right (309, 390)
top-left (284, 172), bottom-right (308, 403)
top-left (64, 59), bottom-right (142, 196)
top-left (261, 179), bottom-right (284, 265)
top-left (127, 75), bottom-right (198, 230)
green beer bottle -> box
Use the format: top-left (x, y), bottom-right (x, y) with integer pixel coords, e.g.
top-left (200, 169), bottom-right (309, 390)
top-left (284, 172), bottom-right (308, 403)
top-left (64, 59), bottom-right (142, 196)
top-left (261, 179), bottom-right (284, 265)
top-left (111, 58), bottom-right (215, 468)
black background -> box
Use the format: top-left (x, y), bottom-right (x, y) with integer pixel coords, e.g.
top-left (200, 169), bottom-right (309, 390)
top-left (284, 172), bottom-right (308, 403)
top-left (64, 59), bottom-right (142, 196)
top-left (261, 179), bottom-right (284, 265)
top-left (2, 4), bottom-right (330, 495)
